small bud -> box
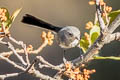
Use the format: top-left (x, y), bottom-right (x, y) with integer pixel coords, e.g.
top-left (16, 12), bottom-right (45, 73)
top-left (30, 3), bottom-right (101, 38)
top-left (105, 6), bottom-right (109, 11)
top-left (88, 1), bottom-right (95, 5)
top-left (41, 31), bottom-right (46, 38)
top-left (69, 73), bottom-right (76, 79)
top-left (47, 31), bottom-right (52, 38)
top-left (91, 69), bottom-right (96, 73)
top-left (108, 6), bottom-right (112, 12)
top-left (4, 16), bottom-right (7, 21)
top-left (0, 8), bottom-right (2, 14)
top-left (27, 45), bottom-right (33, 52)
top-left (1, 12), bottom-right (5, 16)
top-left (85, 21), bottom-right (93, 30)
top-left (48, 40), bottom-right (53, 45)
top-left (65, 62), bottom-right (71, 70)
top-left (100, 1), bottom-right (105, 6)
top-left (82, 64), bottom-right (85, 67)
top-left (50, 34), bottom-right (54, 40)
top-left (0, 9), bottom-right (4, 14)
top-left (3, 9), bottom-right (7, 13)
top-left (84, 32), bottom-right (90, 41)
top-left (102, 12), bottom-right (107, 17)
top-left (74, 68), bottom-right (80, 73)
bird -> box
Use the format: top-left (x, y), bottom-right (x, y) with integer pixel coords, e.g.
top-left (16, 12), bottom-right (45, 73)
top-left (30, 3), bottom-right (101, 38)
top-left (21, 14), bottom-right (81, 49)
top-left (21, 14), bottom-right (82, 62)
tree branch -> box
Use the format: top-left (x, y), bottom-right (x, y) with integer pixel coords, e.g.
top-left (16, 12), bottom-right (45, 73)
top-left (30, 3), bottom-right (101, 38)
top-left (8, 36), bottom-right (30, 65)
top-left (32, 70), bottom-right (57, 80)
top-left (104, 32), bottom-right (120, 44)
top-left (108, 14), bottom-right (120, 33)
top-left (7, 42), bottom-right (27, 66)
top-left (0, 55), bottom-right (26, 71)
top-left (72, 0), bottom-right (120, 67)
top-left (0, 72), bottom-right (21, 80)
top-left (96, 0), bottom-right (106, 30)
top-left (37, 56), bottom-right (64, 71)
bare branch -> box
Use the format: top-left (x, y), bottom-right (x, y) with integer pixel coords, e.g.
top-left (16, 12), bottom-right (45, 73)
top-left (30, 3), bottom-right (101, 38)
top-left (29, 40), bottom-right (48, 54)
top-left (7, 42), bottom-right (27, 66)
top-left (72, 0), bottom-right (106, 66)
top-left (8, 36), bottom-right (24, 46)
top-left (0, 49), bottom-right (23, 58)
top-left (37, 56), bottom-right (64, 71)
top-left (0, 40), bottom-right (7, 45)
top-left (8, 36), bottom-right (30, 65)
top-left (0, 72), bottom-right (21, 80)
top-left (22, 44), bottom-right (30, 66)
top-left (0, 55), bottom-right (26, 71)
top-left (0, 40), bottom-right (48, 56)
top-left (73, 35), bottom-right (103, 66)
top-left (25, 58), bottom-right (37, 73)
top-left (108, 14), bottom-right (120, 33)
top-left (96, 0), bottom-right (106, 30)
top-left (104, 32), bottom-right (120, 44)
top-left (0, 41), bottom-right (27, 66)
top-left (72, 0), bottom-right (120, 67)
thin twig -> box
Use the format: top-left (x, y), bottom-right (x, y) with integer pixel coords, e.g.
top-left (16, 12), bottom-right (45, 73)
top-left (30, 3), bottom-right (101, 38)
top-left (0, 36), bottom-right (49, 59)
top-left (37, 56), bottom-right (63, 71)
top-left (29, 40), bottom-right (48, 54)
top-left (0, 40), bottom-right (8, 45)
top-left (1, 23), bottom-right (6, 34)
top-left (8, 36), bottom-right (30, 65)
top-left (25, 58), bottom-right (37, 73)
top-left (23, 44), bottom-right (30, 66)
top-left (0, 55), bottom-right (26, 71)
top-left (7, 42), bottom-right (27, 66)
top-left (96, 0), bottom-right (106, 30)
top-left (0, 72), bottom-right (22, 80)
top-left (0, 55), bottom-right (58, 80)
top-left (0, 49), bottom-right (21, 58)
top-left (8, 36), bottom-right (24, 45)
top-left (94, 12), bottom-right (98, 24)
top-left (104, 32), bottom-right (120, 44)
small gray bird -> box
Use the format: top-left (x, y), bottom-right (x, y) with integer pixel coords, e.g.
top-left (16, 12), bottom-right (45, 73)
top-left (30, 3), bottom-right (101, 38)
top-left (22, 14), bottom-right (81, 49)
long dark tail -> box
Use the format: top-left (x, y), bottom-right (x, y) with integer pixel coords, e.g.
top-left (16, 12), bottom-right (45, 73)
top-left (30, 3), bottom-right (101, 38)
top-left (21, 14), bottom-right (62, 32)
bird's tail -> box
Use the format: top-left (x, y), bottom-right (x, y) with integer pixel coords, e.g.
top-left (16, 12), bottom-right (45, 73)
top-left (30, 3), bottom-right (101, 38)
top-left (21, 14), bottom-right (62, 32)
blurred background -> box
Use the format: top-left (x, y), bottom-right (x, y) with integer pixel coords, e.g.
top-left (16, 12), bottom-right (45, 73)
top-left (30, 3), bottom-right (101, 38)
top-left (0, 0), bottom-right (120, 80)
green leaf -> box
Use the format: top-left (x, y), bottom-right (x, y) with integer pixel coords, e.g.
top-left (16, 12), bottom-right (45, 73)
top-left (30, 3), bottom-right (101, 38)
top-left (2, 19), bottom-right (12, 28)
top-left (91, 32), bottom-right (99, 44)
top-left (11, 8), bottom-right (22, 22)
top-left (7, 8), bottom-right (22, 29)
top-left (0, 7), bottom-right (22, 30)
top-left (90, 25), bottom-right (100, 44)
top-left (108, 10), bottom-right (120, 24)
top-left (80, 36), bottom-right (90, 53)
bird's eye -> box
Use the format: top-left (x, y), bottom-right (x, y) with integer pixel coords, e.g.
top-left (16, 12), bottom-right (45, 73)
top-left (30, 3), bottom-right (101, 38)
top-left (68, 33), bottom-right (73, 36)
